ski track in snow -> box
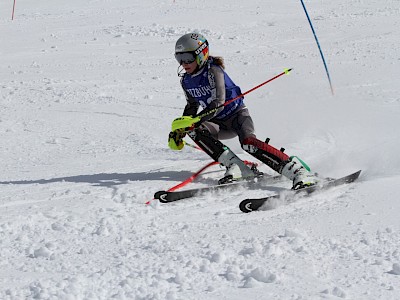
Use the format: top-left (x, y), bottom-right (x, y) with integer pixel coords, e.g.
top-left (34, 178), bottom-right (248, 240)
top-left (1, 0), bottom-right (400, 299)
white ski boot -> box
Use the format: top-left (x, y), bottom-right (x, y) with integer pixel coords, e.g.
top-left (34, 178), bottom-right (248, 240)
top-left (281, 156), bottom-right (319, 189)
top-left (218, 148), bottom-right (261, 184)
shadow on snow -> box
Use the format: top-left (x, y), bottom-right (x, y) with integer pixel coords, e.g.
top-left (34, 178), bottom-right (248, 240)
top-left (0, 171), bottom-right (198, 187)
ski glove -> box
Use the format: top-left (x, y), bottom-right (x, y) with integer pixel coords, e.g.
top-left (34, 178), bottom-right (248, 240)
top-left (168, 129), bottom-right (186, 151)
top-left (171, 116), bottom-right (201, 131)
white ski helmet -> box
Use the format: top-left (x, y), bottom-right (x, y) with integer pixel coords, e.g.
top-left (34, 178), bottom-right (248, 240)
top-left (175, 33), bottom-right (209, 68)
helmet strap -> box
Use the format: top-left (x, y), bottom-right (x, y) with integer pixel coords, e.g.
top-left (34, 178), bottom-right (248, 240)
top-left (193, 64), bottom-right (200, 74)
top-left (177, 65), bottom-right (185, 77)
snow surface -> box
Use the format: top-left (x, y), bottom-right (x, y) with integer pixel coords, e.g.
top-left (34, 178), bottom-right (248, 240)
top-left (1, 0), bottom-right (400, 299)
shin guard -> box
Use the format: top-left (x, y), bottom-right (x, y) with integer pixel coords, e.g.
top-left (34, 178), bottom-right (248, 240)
top-left (242, 137), bottom-right (289, 173)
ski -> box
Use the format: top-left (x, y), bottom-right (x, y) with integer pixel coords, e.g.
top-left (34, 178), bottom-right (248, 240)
top-left (239, 170), bottom-right (361, 213)
top-left (154, 174), bottom-right (283, 203)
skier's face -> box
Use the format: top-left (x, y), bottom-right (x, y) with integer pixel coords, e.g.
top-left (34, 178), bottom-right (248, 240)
top-left (182, 61), bottom-right (197, 74)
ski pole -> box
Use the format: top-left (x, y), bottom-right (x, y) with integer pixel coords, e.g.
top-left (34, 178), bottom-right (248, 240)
top-left (145, 161), bottom-right (219, 205)
top-left (299, 0), bottom-right (334, 95)
top-left (12, 0), bottom-right (16, 20)
top-left (183, 141), bottom-right (203, 151)
top-left (171, 68), bottom-right (292, 131)
top-left (197, 68), bottom-right (292, 120)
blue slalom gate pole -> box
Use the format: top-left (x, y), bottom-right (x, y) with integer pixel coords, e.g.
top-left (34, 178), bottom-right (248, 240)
top-left (300, 0), bottom-right (334, 95)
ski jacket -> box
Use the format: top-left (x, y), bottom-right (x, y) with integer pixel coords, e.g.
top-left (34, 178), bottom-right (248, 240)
top-left (180, 58), bottom-right (244, 122)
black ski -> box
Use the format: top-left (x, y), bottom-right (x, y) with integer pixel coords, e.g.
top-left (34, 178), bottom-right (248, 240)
top-left (154, 175), bottom-right (283, 203)
top-left (239, 170), bottom-right (361, 213)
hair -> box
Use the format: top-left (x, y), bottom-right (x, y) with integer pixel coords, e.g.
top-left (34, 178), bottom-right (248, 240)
top-left (210, 56), bottom-right (225, 69)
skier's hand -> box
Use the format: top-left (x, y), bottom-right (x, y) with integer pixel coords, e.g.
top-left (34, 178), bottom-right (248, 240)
top-left (168, 129), bottom-right (186, 150)
top-left (171, 116), bottom-right (201, 131)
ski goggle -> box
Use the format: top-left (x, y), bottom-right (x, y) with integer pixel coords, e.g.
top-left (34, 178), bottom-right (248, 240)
top-left (175, 52), bottom-right (196, 64)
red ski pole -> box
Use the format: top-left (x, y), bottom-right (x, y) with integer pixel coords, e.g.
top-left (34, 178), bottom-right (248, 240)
top-left (197, 68), bottom-right (292, 120)
top-left (145, 161), bottom-right (219, 205)
top-left (171, 68), bottom-right (292, 133)
top-left (227, 68), bottom-right (292, 106)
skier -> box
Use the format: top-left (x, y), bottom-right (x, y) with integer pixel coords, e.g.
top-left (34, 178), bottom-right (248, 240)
top-left (168, 32), bottom-right (319, 189)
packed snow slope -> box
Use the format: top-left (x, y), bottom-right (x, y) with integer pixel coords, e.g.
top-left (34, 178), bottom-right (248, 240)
top-left (1, 0), bottom-right (400, 299)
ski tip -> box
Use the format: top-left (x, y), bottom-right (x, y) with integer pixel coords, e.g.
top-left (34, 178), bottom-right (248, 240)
top-left (349, 170), bottom-right (362, 180)
top-left (154, 191), bottom-right (170, 203)
top-left (239, 199), bottom-right (254, 213)
top-left (354, 169), bottom-right (362, 180)
top-left (154, 191), bottom-right (167, 199)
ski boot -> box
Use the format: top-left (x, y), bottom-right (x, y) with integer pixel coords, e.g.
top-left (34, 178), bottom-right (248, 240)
top-left (218, 148), bottom-right (262, 184)
top-left (280, 156), bottom-right (319, 190)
